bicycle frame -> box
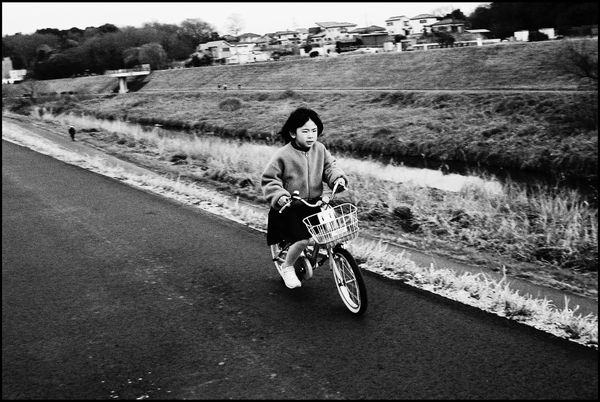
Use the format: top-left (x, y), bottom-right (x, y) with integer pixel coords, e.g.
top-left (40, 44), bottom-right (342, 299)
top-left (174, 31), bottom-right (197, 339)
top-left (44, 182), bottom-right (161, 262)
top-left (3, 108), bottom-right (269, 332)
top-left (275, 182), bottom-right (354, 277)
top-left (271, 181), bottom-right (368, 314)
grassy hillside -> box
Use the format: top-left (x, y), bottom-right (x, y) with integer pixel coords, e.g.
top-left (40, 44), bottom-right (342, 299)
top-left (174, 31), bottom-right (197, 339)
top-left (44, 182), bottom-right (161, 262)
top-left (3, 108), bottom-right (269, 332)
top-left (1, 74), bottom-right (117, 97)
top-left (140, 39), bottom-right (596, 91)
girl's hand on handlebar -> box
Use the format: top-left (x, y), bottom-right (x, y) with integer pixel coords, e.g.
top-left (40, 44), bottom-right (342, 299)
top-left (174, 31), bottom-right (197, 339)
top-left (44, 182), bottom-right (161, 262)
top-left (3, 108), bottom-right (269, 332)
top-left (277, 195), bottom-right (291, 207)
top-left (334, 177), bottom-right (347, 191)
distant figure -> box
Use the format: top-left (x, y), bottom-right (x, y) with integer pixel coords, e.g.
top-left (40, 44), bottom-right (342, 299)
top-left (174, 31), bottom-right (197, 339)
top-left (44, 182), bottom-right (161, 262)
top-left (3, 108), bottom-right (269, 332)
top-left (223, 84), bottom-right (228, 90)
top-left (68, 125), bottom-right (76, 141)
top-left (217, 84), bottom-right (221, 89)
top-left (238, 84), bottom-right (242, 90)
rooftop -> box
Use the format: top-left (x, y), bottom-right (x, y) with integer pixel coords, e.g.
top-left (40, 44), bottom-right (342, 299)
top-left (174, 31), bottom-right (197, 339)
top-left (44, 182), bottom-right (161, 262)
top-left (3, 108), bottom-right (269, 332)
top-left (411, 13), bottom-right (438, 20)
top-left (385, 15), bottom-right (407, 21)
top-left (315, 21), bottom-right (357, 29)
top-left (431, 18), bottom-right (466, 26)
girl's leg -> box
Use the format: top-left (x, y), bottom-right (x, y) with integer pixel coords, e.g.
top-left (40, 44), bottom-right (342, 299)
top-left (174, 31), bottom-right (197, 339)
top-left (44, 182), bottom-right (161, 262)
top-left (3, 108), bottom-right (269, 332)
top-left (284, 239), bottom-right (310, 267)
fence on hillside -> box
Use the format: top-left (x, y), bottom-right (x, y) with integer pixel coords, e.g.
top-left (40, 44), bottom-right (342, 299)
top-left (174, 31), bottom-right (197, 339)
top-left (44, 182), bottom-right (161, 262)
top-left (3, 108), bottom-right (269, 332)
top-left (411, 38), bottom-right (502, 51)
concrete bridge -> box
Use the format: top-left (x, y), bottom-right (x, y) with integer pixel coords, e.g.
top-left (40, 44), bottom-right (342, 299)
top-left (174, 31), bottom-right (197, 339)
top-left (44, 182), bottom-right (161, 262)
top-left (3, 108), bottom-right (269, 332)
top-left (105, 65), bottom-right (151, 93)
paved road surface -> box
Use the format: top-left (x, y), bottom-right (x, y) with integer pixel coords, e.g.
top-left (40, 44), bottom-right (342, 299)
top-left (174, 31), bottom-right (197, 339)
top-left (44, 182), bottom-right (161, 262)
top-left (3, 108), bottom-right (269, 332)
top-left (2, 140), bottom-right (597, 399)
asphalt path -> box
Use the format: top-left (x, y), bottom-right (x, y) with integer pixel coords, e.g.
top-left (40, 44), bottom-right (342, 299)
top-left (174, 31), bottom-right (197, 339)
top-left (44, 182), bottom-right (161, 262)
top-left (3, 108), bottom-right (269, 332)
top-left (2, 140), bottom-right (597, 399)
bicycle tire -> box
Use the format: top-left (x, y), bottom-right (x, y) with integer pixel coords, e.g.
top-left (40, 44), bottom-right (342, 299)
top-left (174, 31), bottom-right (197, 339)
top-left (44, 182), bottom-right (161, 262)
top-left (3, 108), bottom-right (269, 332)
top-left (272, 243), bottom-right (312, 282)
top-left (330, 246), bottom-right (368, 315)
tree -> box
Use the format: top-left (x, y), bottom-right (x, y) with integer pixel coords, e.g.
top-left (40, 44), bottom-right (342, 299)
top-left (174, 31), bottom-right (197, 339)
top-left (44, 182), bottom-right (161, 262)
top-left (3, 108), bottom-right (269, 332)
top-left (433, 31), bottom-right (455, 47)
top-left (185, 52), bottom-right (213, 67)
top-left (431, 5), bottom-right (454, 18)
top-left (2, 32), bottom-right (61, 69)
top-left (444, 9), bottom-right (468, 21)
top-left (122, 46), bottom-right (141, 68)
top-left (467, 2), bottom-right (598, 39)
top-left (138, 42), bottom-right (167, 70)
top-left (35, 44), bottom-right (53, 61)
top-left (97, 23), bottom-right (119, 35)
top-left (468, 5), bottom-right (493, 30)
top-left (178, 18), bottom-right (217, 48)
top-left (394, 34), bottom-right (406, 43)
top-left (226, 13), bottom-right (244, 37)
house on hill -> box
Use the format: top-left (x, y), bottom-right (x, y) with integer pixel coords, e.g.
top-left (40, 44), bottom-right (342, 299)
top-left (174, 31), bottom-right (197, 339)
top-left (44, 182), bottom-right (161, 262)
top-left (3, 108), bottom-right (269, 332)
top-left (430, 18), bottom-right (466, 34)
top-left (348, 25), bottom-right (387, 35)
top-left (271, 30), bottom-right (302, 46)
top-left (196, 40), bottom-right (270, 64)
top-left (315, 21), bottom-right (357, 44)
top-left (348, 26), bottom-right (392, 48)
top-left (197, 40), bottom-right (234, 61)
top-left (409, 13), bottom-right (440, 36)
top-left (237, 32), bottom-right (262, 43)
top-left (2, 57), bottom-right (26, 84)
top-left (385, 15), bottom-right (411, 36)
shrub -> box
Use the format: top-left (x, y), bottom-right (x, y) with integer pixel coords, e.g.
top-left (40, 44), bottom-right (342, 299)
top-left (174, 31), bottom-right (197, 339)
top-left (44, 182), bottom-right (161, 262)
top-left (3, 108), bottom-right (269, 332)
top-left (218, 98), bottom-right (242, 111)
top-left (279, 89), bottom-right (298, 99)
top-left (256, 93), bottom-right (269, 101)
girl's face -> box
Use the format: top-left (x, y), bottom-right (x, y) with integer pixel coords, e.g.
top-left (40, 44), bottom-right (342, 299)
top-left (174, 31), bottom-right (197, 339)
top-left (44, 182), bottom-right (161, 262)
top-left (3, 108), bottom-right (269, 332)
top-left (291, 118), bottom-right (318, 149)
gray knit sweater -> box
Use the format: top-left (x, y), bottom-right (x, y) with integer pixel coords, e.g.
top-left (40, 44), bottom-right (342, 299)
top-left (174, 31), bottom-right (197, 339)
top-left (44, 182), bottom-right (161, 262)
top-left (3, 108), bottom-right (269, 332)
top-left (261, 141), bottom-right (347, 208)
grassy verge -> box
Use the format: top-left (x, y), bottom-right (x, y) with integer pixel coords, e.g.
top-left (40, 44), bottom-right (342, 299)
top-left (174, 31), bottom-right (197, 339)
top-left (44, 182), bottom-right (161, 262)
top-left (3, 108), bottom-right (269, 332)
top-left (3, 111), bottom-right (597, 349)
top-left (31, 109), bottom-right (598, 300)
top-left (18, 87), bottom-right (597, 190)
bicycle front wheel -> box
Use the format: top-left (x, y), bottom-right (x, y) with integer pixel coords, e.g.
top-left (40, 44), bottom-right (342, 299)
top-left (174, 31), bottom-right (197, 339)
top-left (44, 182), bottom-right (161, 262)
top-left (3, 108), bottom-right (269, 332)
top-left (330, 246), bottom-right (368, 315)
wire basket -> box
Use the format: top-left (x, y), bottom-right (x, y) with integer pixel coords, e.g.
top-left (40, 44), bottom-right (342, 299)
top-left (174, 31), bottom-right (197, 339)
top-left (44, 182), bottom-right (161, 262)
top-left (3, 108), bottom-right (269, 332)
top-left (302, 203), bottom-right (359, 247)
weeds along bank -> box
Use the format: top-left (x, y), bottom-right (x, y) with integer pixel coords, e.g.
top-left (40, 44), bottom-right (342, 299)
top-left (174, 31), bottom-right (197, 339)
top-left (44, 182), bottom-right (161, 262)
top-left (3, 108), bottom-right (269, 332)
top-left (16, 88), bottom-right (598, 189)
top-left (24, 109), bottom-right (599, 299)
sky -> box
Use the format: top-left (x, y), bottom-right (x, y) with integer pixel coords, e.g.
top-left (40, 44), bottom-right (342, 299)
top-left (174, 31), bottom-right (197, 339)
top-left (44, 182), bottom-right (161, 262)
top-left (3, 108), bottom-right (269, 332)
top-left (2, 2), bottom-right (489, 37)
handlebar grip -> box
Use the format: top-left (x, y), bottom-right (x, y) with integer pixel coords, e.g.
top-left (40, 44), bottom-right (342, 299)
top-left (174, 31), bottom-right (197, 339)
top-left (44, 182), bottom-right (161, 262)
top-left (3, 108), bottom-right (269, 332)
top-left (278, 201), bottom-right (291, 213)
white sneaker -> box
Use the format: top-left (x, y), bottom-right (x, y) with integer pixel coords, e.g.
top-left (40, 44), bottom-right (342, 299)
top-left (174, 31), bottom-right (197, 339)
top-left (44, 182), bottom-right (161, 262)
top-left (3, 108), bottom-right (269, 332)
top-left (279, 265), bottom-right (302, 289)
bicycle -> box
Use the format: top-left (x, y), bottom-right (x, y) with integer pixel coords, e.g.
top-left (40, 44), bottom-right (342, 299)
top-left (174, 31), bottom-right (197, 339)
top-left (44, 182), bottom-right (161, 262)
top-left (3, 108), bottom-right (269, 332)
top-left (270, 182), bottom-right (368, 315)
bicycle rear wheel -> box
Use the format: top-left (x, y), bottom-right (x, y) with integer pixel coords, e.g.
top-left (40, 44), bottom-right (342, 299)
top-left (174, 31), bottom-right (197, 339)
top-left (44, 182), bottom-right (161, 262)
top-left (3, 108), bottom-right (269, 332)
top-left (271, 243), bottom-right (313, 281)
top-left (330, 246), bottom-right (368, 315)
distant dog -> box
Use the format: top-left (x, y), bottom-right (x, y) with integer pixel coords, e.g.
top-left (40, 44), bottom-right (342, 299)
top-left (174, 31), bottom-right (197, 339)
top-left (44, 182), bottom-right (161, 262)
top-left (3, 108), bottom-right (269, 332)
top-left (68, 126), bottom-right (76, 141)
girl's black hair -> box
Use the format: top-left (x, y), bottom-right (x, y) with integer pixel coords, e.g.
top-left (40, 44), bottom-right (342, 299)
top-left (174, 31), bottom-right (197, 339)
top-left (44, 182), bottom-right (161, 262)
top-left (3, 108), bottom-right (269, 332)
top-left (278, 107), bottom-right (324, 143)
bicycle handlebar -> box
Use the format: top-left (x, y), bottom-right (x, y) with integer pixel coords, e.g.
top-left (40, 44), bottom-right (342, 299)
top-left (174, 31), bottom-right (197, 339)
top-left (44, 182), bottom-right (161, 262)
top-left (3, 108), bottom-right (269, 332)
top-left (278, 180), bottom-right (345, 213)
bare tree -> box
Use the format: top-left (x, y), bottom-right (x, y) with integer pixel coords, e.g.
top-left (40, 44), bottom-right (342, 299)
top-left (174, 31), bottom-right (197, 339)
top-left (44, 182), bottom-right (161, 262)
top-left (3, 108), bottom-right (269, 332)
top-left (226, 13), bottom-right (244, 36)
top-left (430, 5), bottom-right (454, 18)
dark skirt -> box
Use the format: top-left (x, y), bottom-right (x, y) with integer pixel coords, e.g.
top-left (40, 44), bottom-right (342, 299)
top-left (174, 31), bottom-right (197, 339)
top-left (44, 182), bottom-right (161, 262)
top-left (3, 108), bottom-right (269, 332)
top-left (266, 202), bottom-right (321, 245)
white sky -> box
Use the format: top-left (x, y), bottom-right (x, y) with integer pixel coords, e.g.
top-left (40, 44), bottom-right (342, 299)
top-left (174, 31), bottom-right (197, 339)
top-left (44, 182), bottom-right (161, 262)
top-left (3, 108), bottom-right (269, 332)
top-left (2, 2), bottom-right (488, 37)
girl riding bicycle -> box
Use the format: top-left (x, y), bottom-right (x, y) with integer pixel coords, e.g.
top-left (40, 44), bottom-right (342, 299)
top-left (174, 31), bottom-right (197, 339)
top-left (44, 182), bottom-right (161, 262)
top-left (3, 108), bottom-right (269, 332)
top-left (261, 107), bottom-right (348, 289)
